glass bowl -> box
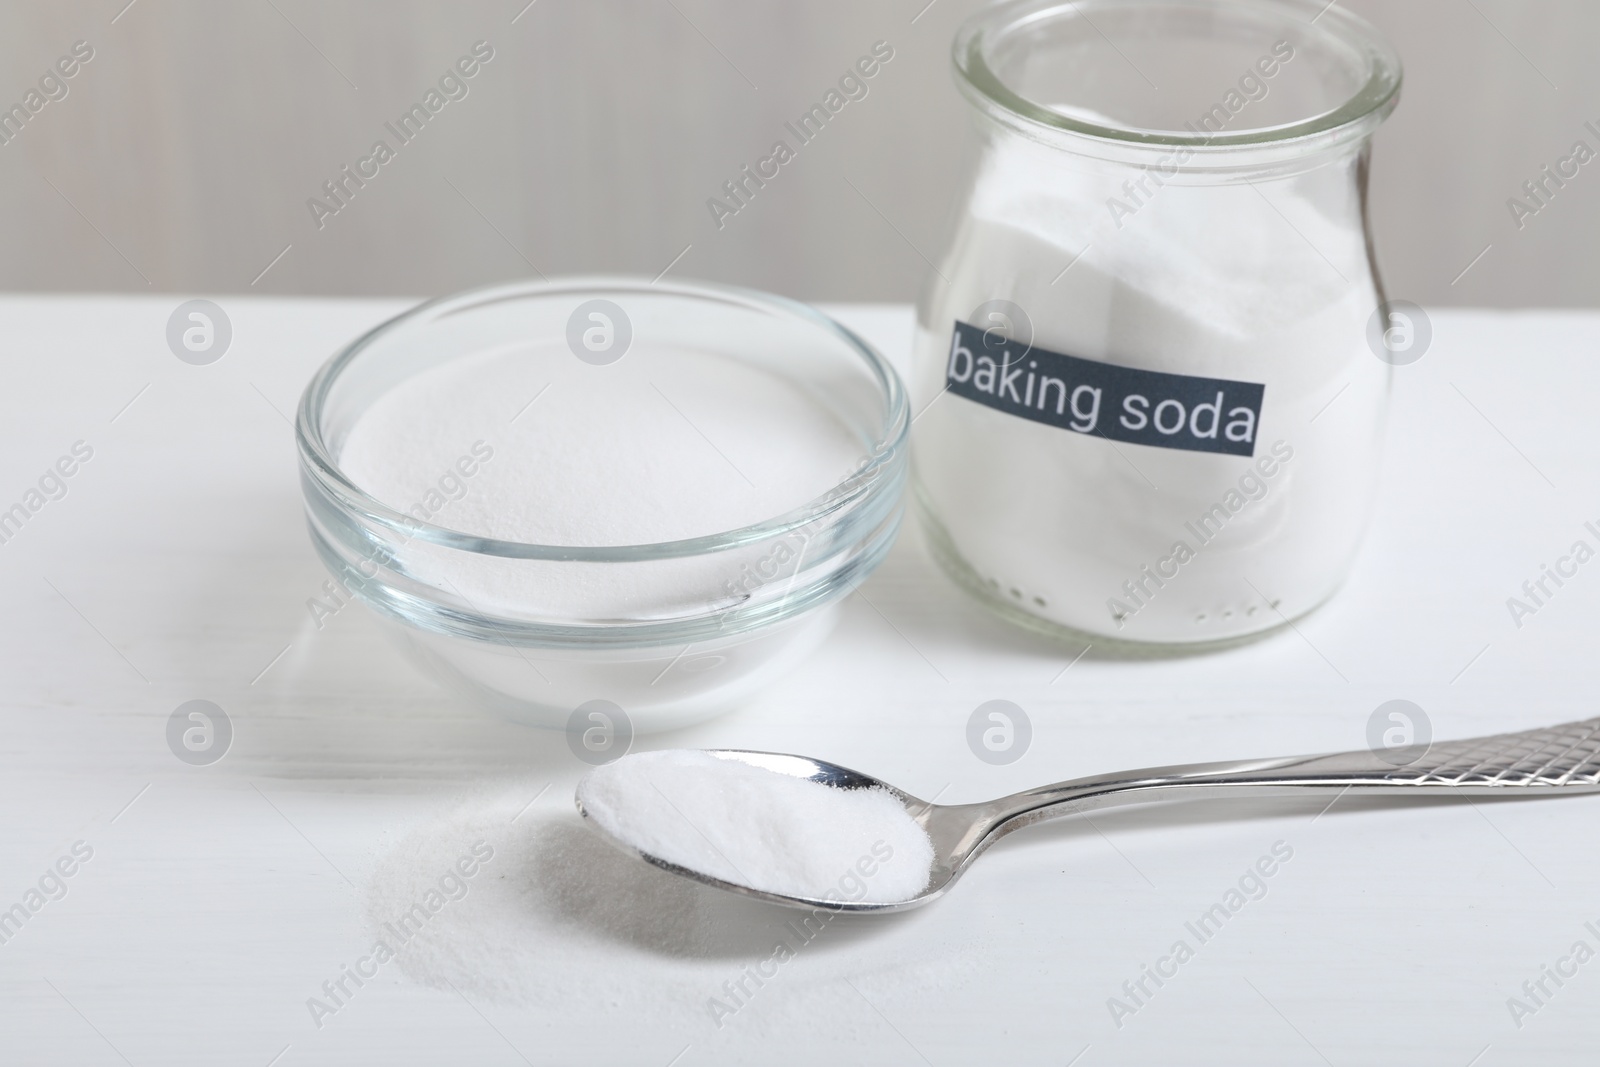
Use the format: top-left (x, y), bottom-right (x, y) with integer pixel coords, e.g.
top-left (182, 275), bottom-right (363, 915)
top-left (295, 277), bottom-right (908, 732)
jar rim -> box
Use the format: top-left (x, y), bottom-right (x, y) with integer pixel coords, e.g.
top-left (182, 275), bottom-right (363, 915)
top-left (952, 0), bottom-right (1402, 154)
top-left (295, 275), bottom-right (910, 563)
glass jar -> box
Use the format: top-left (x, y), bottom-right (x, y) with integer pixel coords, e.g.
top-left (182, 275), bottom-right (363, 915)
top-left (913, 0), bottom-right (1402, 646)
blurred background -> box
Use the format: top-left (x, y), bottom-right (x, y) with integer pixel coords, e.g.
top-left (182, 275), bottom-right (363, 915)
top-left (0, 0), bottom-right (1593, 307)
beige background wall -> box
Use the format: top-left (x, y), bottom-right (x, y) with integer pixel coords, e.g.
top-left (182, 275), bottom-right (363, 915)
top-left (0, 0), bottom-right (1594, 307)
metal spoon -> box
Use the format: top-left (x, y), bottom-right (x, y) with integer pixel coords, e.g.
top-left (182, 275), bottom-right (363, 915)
top-left (578, 717), bottom-right (1600, 913)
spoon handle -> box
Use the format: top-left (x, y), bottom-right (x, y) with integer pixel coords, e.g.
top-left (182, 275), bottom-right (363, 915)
top-left (1292, 716), bottom-right (1600, 789)
top-left (994, 717), bottom-right (1600, 830)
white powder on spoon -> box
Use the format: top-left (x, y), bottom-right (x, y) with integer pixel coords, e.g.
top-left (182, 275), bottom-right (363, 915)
top-left (577, 750), bottom-right (936, 904)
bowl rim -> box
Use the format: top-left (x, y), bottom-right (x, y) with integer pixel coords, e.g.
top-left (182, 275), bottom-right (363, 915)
top-left (295, 275), bottom-right (910, 563)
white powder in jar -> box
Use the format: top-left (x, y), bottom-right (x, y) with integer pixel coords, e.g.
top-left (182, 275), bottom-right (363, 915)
top-left (577, 750), bottom-right (935, 904)
top-left (914, 134), bottom-right (1388, 643)
top-left (337, 344), bottom-right (863, 618)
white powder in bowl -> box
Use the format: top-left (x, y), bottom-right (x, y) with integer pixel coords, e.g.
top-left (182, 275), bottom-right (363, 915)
top-left (577, 750), bottom-right (935, 904)
top-left (341, 346), bottom-right (861, 547)
top-left (336, 344), bottom-right (863, 618)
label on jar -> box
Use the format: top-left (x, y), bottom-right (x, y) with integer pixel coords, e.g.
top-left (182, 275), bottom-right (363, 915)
top-left (945, 320), bottom-right (1265, 457)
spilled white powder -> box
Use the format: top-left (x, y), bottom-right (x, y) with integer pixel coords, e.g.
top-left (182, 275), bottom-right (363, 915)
top-left (577, 750), bottom-right (935, 903)
top-left (359, 788), bottom-right (978, 1047)
top-left (338, 344), bottom-right (862, 617)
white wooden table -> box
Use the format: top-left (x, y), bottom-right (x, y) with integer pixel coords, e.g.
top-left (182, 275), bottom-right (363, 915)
top-left (2, 296), bottom-right (1597, 1065)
